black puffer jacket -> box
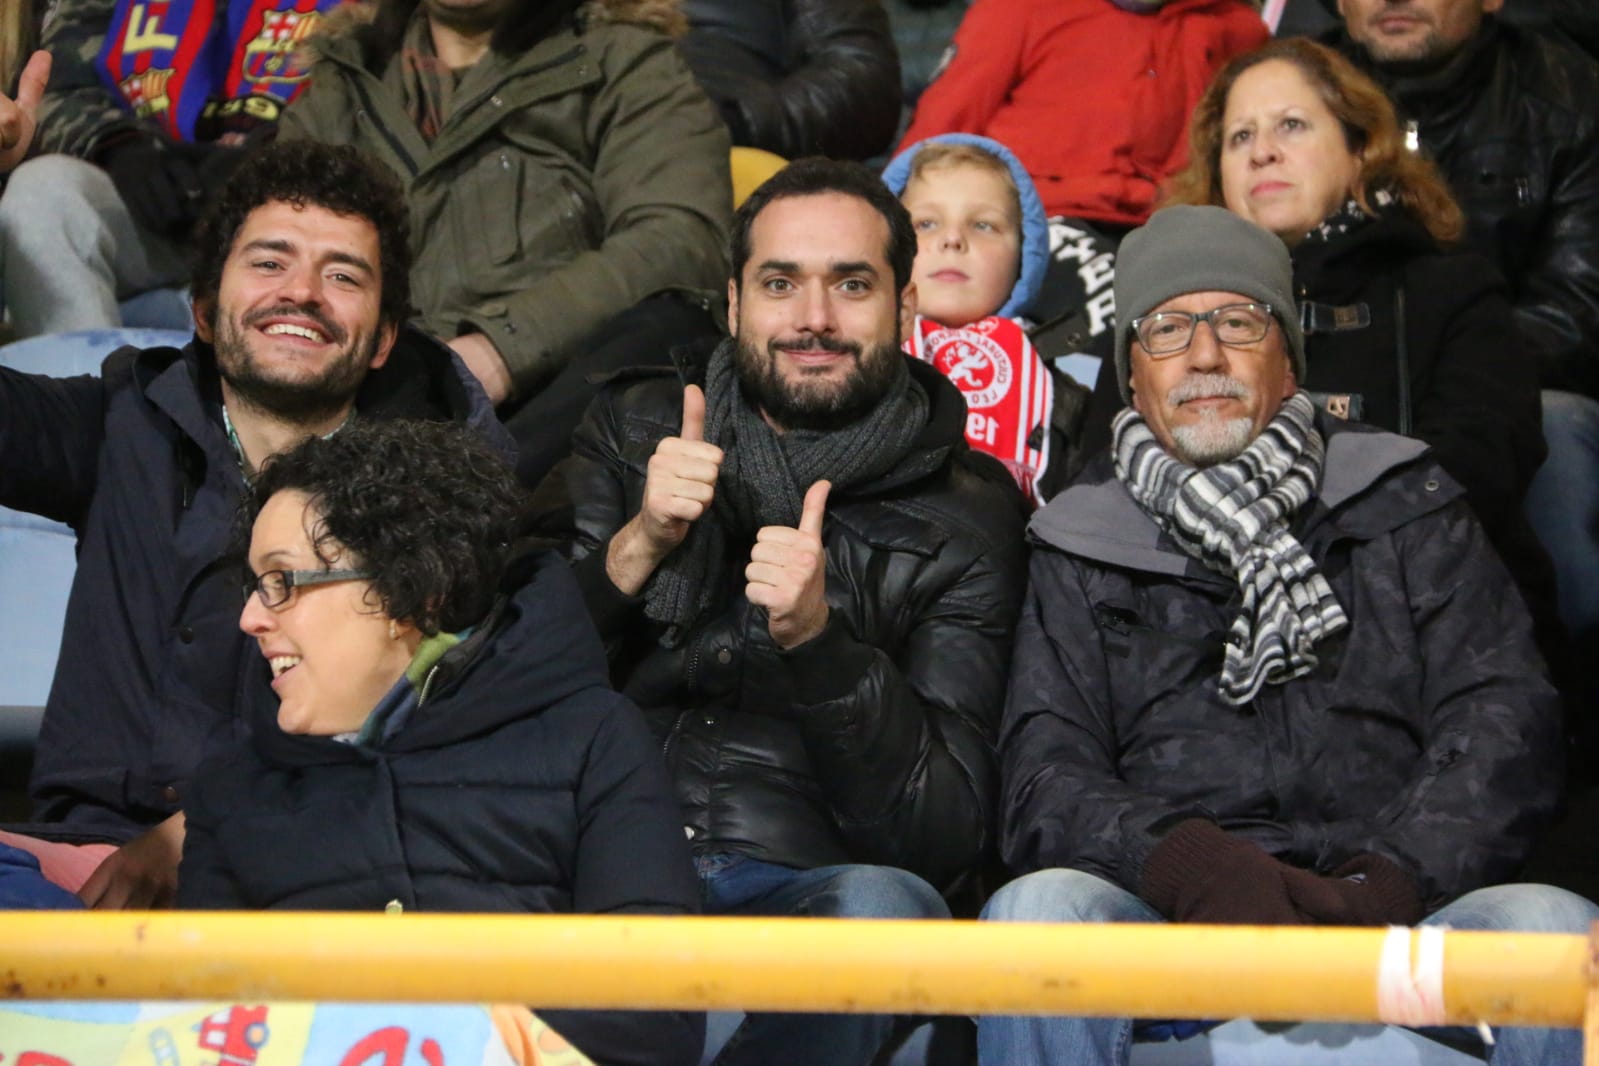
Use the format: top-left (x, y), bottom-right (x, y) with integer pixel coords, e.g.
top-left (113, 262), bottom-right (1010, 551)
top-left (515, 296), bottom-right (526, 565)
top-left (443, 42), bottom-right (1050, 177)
top-left (1289, 211), bottom-right (1560, 658)
top-left (531, 351), bottom-right (1028, 896)
top-left (180, 552), bottom-right (702, 1066)
top-left (677, 0), bottom-right (902, 161)
top-left (1329, 19), bottom-right (1599, 398)
top-left (1001, 418), bottom-right (1562, 910)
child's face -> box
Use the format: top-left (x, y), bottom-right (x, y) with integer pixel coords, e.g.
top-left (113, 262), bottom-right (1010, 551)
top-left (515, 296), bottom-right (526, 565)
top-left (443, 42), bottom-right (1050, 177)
top-left (902, 162), bottom-right (1022, 328)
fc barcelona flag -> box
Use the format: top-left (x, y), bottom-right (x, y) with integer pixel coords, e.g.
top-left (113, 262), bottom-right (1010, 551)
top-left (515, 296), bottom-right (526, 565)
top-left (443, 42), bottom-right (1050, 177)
top-left (96, 0), bottom-right (340, 143)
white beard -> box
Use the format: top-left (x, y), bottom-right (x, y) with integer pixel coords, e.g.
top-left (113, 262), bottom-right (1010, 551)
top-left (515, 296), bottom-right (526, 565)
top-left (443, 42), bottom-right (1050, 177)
top-left (1170, 415), bottom-right (1254, 467)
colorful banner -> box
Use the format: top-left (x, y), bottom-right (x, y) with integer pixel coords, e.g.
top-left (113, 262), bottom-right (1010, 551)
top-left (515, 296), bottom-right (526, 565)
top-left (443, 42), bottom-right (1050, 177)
top-left (96, 0), bottom-right (340, 142)
top-left (0, 1002), bottom-right (595, 1066)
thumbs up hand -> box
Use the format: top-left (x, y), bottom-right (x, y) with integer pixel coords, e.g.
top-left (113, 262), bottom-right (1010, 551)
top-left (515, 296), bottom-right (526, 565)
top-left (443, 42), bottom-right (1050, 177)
top-left (0, 51), bottom-right (49, 174)
top-left (747, 480), bottom-right (831, 649)
top-left (636, 383), bottom-right (724, 555)
top-left (605, 385), bottom-right (724, 596)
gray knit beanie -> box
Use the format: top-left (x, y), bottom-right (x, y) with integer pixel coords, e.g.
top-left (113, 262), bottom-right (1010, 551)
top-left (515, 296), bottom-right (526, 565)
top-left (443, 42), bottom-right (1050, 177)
top-left (1112, 205), bottom-right (1306, 403)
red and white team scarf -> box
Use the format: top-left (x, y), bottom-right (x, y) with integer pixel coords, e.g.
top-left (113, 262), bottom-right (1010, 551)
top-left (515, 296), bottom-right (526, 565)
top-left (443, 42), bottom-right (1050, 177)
top-left (906, 315), bottom-right (1053, 507)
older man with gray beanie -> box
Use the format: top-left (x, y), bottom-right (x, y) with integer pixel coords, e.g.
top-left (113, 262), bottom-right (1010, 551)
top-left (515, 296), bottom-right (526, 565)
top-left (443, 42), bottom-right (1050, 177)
top-left (976, 204), bottom-right (1590, 1066)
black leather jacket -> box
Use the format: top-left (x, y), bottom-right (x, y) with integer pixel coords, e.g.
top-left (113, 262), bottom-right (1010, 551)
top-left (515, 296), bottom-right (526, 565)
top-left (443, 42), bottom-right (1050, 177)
top-left (1330, 19), bottom-right (1599, 398)
top-left (678, 0), bottom-right (902, 161)
top-left (530, 350), bottom-right (1027, 895)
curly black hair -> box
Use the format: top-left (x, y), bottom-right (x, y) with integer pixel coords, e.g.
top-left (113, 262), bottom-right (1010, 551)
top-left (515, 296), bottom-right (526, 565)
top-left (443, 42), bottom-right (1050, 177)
top-left (729, 156), bottom-right (918, 296)
top-left (191, 139), bottom-right (413, 331)
top-left (242, 420), bottom-right (524, 635)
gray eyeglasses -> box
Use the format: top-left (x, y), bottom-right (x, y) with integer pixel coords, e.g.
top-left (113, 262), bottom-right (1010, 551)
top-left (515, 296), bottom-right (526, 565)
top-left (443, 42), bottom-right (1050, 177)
top-left (245, 568), bottom-right (373, 609)
top-left (1130, 302), bottom-right (1275, 357)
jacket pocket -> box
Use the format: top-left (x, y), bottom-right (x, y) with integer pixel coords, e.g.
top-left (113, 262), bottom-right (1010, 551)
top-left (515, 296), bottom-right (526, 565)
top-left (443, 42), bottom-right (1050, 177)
top-left (463, 149), bottom-right (525, 266)
top-left (1374, 730), bottom-right (1473, 828)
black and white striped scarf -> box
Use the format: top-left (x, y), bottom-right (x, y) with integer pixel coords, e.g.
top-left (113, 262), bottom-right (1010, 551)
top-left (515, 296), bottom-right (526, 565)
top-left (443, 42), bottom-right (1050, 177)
top-left (1112, 392), bottom-right (1348, 705)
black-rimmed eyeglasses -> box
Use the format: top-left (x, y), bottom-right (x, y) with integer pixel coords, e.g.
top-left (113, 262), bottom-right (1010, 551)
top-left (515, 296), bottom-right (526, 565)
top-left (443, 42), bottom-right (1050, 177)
top-left (1129, 302), bottom-right (1275, 357)
top-left (245, 568), bottom-right (373, 609)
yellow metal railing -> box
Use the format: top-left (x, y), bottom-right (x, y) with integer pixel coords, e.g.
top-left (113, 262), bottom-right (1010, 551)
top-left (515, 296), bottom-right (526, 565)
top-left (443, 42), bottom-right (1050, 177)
top-left (2, 913), bottom-right (1591, 1031)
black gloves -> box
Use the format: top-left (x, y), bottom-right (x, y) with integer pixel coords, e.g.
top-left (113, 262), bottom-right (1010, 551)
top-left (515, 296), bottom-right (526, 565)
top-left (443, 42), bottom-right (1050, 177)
top-left (1281, 853), bottom-right (1426, 927)
top-left (1140, 819), bottom-right (1425, 927)
top-left (1140, 819), bottom-right (1305, 925)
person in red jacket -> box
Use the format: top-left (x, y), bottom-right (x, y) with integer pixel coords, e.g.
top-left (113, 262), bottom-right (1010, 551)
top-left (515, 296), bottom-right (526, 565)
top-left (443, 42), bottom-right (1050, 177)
top-left (900, 0), bottom-right (1266, 228)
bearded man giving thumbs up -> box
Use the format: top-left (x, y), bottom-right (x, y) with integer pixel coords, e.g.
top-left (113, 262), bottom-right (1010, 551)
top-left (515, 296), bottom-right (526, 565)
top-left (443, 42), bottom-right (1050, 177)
top-left (530, 158), bottom-right (1028, 1066)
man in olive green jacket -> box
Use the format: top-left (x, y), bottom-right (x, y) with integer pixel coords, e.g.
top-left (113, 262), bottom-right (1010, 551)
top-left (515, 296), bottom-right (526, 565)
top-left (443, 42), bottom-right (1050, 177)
top-left (283, 0), bottom-right (732, 481)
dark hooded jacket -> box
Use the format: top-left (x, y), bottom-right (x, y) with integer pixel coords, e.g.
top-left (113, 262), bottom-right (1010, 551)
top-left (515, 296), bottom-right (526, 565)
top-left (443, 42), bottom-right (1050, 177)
top-left (1328, 17), bottom-right (1599, 397)
top-left (1001, 416), bottom-right (1562, 910)
top-left (12, 327), bottom-right (506, 843)
top-left (530, 348), bottom-right (1028, 897)
top-left (179, 551), bottom-right (701, 1066)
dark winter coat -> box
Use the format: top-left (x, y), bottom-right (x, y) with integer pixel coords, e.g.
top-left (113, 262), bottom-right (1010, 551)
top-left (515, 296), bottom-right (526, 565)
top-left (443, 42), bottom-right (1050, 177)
top-left (1330, 18), bottom-right (1599, 398)
top-left (678, 0), bottom-right (902, 161)
top-left (1001, 416), bottom-right (1562, 910)
top-left (1288, 211), bottom-right (1560, 658)
top-left (11, 327), bottom-right (506, 843)
top-left (530, 351), bottom-right (1029, 896)
top-left (180, 551), bottom-right (701, 1066)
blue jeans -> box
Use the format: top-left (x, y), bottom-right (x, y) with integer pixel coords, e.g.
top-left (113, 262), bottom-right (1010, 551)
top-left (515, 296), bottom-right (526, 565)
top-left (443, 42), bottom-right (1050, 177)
top-left (697, 852), bottom-right (950, 1066)
top-left (976, 869), bottom-right (1599, 1066)
top-left (1525, 389), bottom-right (1599, 642)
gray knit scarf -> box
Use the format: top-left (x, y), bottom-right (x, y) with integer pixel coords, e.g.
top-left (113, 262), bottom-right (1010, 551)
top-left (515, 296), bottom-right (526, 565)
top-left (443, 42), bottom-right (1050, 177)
top-left (645, 339), bottom-right (929, 646)
top-left (1111, 392), bottom-right (1348, 704)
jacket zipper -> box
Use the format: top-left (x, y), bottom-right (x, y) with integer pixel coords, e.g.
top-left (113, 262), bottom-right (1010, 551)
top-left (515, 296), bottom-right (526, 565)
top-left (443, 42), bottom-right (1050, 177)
top-left (351, 76), bottom-right (419, 178)
top-left (661, 709), bottom-right (689, 759)
top-left (661, 629), bottom-right (711, 758)
top-left (418, 662), bottom-right (443, 705)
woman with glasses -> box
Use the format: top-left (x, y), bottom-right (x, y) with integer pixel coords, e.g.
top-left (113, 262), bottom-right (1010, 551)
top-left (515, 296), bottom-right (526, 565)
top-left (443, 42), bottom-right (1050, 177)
top-left (1159, 36), bottom-right (1557, 654)
top-left (178, 419), bottom-right (703, 1066)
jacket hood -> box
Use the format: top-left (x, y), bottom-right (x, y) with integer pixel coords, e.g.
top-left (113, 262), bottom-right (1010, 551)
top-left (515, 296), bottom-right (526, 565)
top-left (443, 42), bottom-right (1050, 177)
top-left (1029, 416), bottom-right (1452, 576)
top-left (880, 133), bottom-right (1050, 320)
top-left (247, 550), bottom-right (614, 766)
top-left (585, 0), bottom-right (686, 36)
top-left (136, 324), bottom-right (509, 507)
top-left (1290, 205), bottom-right (1437, 284)
top-left (306, 0), bottom-right (684, 60)
top-left (354, 325), bottom-right (510, 455)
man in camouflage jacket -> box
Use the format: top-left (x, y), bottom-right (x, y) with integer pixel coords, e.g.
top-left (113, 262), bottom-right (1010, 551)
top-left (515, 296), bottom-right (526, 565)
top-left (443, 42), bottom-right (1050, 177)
top-left (980, 205), bottom-right (1592, 1066)
top-left (0, 0), bottom-right (340, 337)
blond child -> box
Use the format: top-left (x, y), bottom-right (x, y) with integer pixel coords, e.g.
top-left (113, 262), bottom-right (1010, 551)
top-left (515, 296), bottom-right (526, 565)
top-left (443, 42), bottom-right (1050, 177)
top-left (883, 134), bottom-right (1077, 505)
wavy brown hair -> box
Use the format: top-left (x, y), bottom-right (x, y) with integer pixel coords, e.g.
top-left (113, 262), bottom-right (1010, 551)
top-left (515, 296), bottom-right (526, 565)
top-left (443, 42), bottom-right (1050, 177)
top-left (1163, 37), bottom-right (1463, 244)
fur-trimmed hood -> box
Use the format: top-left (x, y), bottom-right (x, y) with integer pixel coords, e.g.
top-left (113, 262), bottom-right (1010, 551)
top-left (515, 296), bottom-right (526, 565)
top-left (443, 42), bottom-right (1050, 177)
top-left (306, 0), bottom-right (684, 61)
top-left (586, 0), bottom-right (685, 37)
